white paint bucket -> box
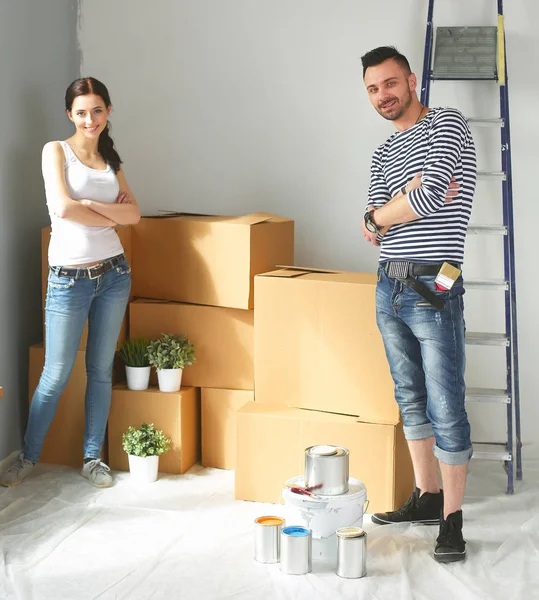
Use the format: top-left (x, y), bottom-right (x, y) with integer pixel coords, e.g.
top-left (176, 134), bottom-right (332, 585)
top-left (282, 476), bottom-right (368, 561)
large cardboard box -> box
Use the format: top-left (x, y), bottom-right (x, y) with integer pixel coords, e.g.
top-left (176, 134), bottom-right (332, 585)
top-left (201, 388), bottom-right (254, 469)
top-left (41, 226), bottom-right (131, 351)
top-left (28, 344), bottom-right (90, 467)
top-left (108, 385), bottom-right (200, 475)
top-left (235, 403), bottom-right (414, 514)
top-left (130, 300), bottom-right (254, 389)
top-left (131, 213), bottom-right (294, 310)
top-left (254, 267), bottom-right (397, 424)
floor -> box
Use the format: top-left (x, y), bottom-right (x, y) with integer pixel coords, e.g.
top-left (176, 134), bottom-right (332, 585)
top-left (1, 448), bottom-right (538, 600)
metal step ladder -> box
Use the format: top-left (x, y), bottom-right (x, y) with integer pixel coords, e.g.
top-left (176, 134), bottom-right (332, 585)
top-left (420, 0), bottom-right (521, 493)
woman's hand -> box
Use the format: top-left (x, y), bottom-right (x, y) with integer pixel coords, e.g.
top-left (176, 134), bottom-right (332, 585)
top-left (115, 191), bottom-right (133, 204)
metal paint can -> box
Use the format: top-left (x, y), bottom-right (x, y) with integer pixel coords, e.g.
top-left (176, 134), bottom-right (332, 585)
top-left (254, 516), bottom-right (285, 563)
top-left (336, 527), bottom-right (367, 579)
top-left (304, 445), bottom-right (349, 495)
top-left (280, 526), bottom-right (312, 575)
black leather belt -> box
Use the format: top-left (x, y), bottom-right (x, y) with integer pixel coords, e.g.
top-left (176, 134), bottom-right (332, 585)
top-left (381, 261), bottom-right (460, 310)
top-left (50, 254), bottom-right (125, 280)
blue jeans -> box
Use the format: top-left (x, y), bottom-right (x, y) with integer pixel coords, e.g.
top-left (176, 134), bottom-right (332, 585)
top-left (376, 265), bottom-right (472, 466)
top-left (24, 255), bottom-right (131, 463)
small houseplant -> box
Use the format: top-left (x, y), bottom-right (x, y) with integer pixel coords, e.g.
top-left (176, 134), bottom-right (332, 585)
top-left (117, 338), bottom-right (151, 391)
top-left (147, 333), bottom-right (196, 392)
top-left (122, 423), bottom-right (172, 483)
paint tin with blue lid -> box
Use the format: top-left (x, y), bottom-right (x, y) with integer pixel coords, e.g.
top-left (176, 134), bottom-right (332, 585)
top-left (280, 526), bottom-right (312, 575)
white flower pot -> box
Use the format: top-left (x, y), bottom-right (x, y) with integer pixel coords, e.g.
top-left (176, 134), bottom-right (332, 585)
top-left (128, 454), bottom-right (159, 483)
top-left (157, 368), bottom-right (183, 392)
top-left (125, 366), bottom-right (151, 391)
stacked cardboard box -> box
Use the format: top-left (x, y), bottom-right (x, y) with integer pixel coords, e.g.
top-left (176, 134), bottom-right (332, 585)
top-left (106, 212), bottom-right (295, 473)
top-left (234, 266), bottom-right (414, 514)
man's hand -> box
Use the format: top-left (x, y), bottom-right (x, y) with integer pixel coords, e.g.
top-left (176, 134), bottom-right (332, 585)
top-left (362, 209), bottom-right (381, 246)
top-left (405, 172), bottom-right (459, 202)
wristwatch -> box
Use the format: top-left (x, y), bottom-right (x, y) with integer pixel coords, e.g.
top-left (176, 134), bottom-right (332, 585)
top-left (364, 210), bottom-right (381, 234)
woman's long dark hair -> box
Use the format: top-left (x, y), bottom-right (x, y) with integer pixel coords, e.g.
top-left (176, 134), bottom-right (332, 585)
top-left (65, 77), bottom-right (123, 173)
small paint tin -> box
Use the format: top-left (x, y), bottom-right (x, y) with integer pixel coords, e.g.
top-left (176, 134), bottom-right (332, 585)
top-left (254, 516), bottom-right (285, 563)
top-left (305, 445), bottom-right (349, 495)
top-left (280, 526), bottom-right (312, 575)
top-left (336, 527), bottom-right (367, 579)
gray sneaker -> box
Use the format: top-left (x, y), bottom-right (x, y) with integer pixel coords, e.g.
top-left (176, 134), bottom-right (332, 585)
top-left (81, 459), bottom-right (113, 488)
top-left (0, 453), bottom-right (36, 487)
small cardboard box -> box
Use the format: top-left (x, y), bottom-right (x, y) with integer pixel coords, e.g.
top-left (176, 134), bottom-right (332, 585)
top-left (201, 388), bottom-right (254, 469)
top-left (131, 212), bottom-right (294, 309)
top-left (28, 344), bottom-right (92, 467)
top-left (254, 267), bottom-right (397, 424)
top-left (41, 226), bottom-right (131, 351)
top-left (108, 385), bottom-right (200, 475)
top-left (129, 299), bottom-right (254, 390)
top-left (235, 402), bottom-right (414, 514)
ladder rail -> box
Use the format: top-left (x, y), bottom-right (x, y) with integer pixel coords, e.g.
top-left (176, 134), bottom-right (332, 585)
top-left (421, 0), bottom-right (521, 493)
top-left (498, 0), bottom-right (522, 481)
top-left (420, 0), bottom-right (435, 106)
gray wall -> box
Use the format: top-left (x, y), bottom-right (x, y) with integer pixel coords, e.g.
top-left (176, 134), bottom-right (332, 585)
top-left (3, 1), bottom-right (533, 463)
top-left (0, 1), bottom-right (80, 457)
top-left (77, 0), bottom-right (538, 451)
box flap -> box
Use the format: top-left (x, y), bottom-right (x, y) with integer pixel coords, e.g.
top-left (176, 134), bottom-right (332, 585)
top-left (143, 211), bottom-right (220, 219)
top-left (142, 212), bottom-right (285, 226)
top-left (276, 265), bottom-right (340, 274)
top-left (225, 214), bottom-right (273, 226)
top-left (260, 269), bottom-right (312, 279)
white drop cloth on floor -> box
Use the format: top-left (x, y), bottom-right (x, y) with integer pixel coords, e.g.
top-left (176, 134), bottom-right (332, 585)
top-left (1, 448), bottom-right (538, 600)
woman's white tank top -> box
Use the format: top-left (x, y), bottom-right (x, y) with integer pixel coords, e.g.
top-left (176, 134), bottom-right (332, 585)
top-left (46, 141), bottom-right (124, 266)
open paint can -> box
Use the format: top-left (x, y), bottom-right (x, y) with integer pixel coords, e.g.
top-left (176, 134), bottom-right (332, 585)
top-left (336, 527), bottom-right (367, 579)
top-left (305, 445), bottom-right (349, 495)
top-left (282, 476), bottom-right (368, 560)
top-left (254, 516), bottom-right (285, 563)
top-left (280, 526), bottom-right (312, 575)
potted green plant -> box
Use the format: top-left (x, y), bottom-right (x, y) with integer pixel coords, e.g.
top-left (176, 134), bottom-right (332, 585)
top-left (117, 338), bottom-right (151, 391)
top-left (122, 423), bottom-right (172, 483)
top-left (147, 333), bottom-right (196, 392)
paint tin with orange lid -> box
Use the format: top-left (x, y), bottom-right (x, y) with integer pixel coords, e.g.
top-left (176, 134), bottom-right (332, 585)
top-left (254, 516), bottom-right (285, 563)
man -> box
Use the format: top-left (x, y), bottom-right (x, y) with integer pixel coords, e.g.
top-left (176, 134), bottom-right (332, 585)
top-left (361, 46), bottom-right (476, 563)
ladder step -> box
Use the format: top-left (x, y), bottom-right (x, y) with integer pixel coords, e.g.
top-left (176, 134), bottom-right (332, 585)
top-left (472, 444), bottom-right (512, 462)
top-left (467, 118), bottom-right (504, 127)
top-left (467, 225), bottom-right (507, 235)
top-left (465, 332), bottom-right (510, 346)
top-left (477, 171), bottom-right (507, 181)
top-left (466, 387), bottom-right (510, 404)
top-left (432, 26), bottom-right (498, 80)
top-left (464, 279), bottom-right (508, 290)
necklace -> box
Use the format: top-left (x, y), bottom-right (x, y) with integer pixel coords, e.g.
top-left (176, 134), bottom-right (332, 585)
top-left (415, 105), bottom-right (426, 124)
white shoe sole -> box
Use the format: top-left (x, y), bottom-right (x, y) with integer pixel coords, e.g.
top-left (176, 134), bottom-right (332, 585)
top-left (80, 472), bottom-right (113, 488)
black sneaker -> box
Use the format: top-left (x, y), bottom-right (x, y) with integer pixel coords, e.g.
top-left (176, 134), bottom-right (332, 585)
top-left (434, 510), bottom-right (466, 563)
top-left (371, 487), bottom-right (443, 525)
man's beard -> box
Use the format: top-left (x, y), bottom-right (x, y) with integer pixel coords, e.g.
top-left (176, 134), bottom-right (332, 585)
top-left (377, 86), bottom-right (413, 121)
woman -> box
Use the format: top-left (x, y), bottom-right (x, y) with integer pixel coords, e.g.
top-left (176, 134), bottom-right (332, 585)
top-left (0, 77), bottom-right (140, 488)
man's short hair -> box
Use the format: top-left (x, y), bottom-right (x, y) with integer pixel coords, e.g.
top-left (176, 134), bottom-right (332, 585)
top-left (361, 46), bottom-right (412, 79)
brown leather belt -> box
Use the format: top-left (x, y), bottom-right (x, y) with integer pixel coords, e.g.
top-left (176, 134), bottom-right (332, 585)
top-left (50, 253), bottom-right (125, 280)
